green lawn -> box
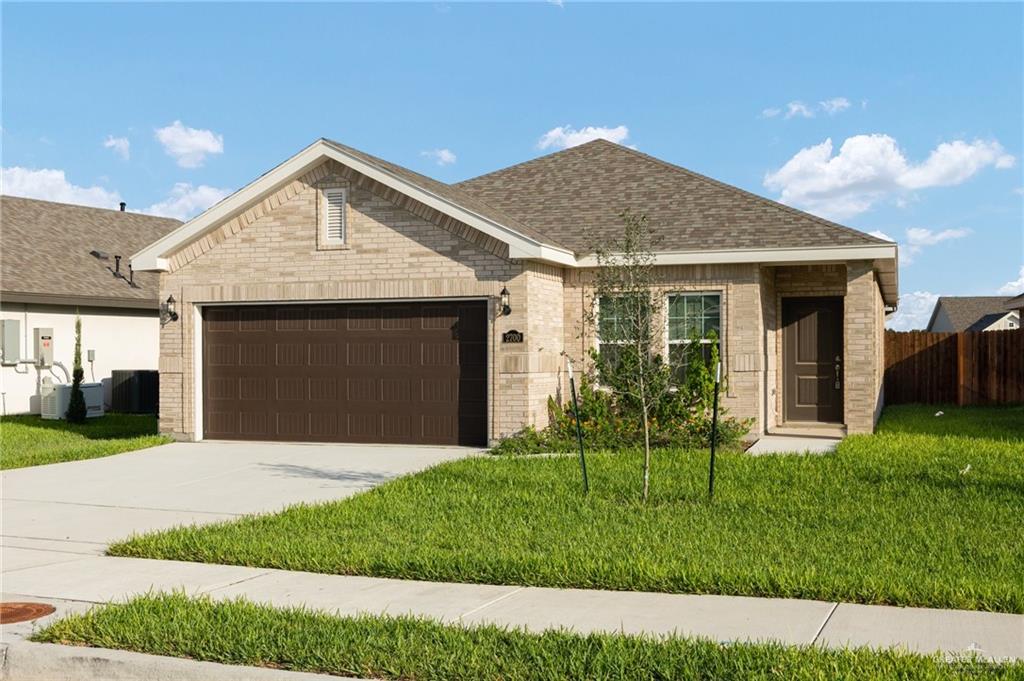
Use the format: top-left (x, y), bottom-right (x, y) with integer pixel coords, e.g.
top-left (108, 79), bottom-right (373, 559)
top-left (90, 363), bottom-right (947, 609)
top-left (0, 413), bottom-right (171, 469)
top-left (34, 593), bottom-right (1017, 681)
top-left (110, 405), bottom-right (1024, 613)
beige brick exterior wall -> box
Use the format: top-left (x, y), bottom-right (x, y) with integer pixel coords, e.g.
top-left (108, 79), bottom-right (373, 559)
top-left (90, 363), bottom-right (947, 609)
top-left (156, 158), bottom-right (886, 442)
top-left (844, 261), bottom-right (884, 434)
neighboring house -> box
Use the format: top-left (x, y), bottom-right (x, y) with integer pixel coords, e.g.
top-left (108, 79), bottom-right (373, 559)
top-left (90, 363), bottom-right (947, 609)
top-left (0, 196), bottom-right (181, 414)
top-left (1005, 292), bottom-right (1024, 328)
top-left (131, 138), bottom-right (898, 445)
top-left (925, 296), bottom-right (1020, 333)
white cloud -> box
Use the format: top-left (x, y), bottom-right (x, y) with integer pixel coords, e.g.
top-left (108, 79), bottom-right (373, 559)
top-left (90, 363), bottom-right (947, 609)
top-left (900, 139), bottom-right (1015, 189)
top-left (760, 107), bottom-right (782, 119)
top-left (998, 266), bottom-right (1024, 295)
top-left (0, 167), bottom-right (121, 208)
top-left (103, 135), bottom-right (130, 160)
top-left (901, 227), bottom-right (971, 264)
top-left (421, 148), bottom-right (457, 166)
top-left (887, 291), bottom-right (940, 331)
top-left (784, 101), bottom-right (815, 119)
top-left (538, 124), bottom-right (630, 150)
top-left (763, 134), bottom-right (1016, 219)
top-left (820, 97), bottom-right (851, 115)
top-left (155, 120), bottom-right (224, 168)
top-left (144, 182), bottom-right (230, 221)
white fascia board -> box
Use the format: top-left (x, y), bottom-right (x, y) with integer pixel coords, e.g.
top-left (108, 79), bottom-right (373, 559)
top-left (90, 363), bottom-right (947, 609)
top-left (509, 243), bottom-right (577, 266)
top-left (574, 244), bottom-right (898, 268)
top-left (131, 139), bottom-right (574, 271)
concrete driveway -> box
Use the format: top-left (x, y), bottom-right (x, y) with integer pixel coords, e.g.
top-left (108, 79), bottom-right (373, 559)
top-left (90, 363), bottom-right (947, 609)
top-left (2, 441), bottom-right (475, 569)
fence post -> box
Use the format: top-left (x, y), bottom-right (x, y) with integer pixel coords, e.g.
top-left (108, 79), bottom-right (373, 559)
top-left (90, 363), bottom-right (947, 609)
top-left (956, 331), bottom-right (966, 407)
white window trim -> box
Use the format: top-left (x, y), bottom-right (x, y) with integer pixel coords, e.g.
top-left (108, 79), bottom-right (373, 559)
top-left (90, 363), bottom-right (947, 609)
top-left (320, 186), bottom-right (347, 247)
top-left (665, 291), bottom-right (724, 367)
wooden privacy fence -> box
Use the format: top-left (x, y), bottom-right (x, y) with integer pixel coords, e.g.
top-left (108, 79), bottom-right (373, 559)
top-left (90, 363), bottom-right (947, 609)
top-left (884, 330), bottom-right (1024, 405)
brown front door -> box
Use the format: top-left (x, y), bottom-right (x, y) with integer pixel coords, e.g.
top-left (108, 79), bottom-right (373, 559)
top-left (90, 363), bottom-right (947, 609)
top-left (782, 297), bottom-right (843, 423)
top-left (202, 301), bottom-right (487, 446)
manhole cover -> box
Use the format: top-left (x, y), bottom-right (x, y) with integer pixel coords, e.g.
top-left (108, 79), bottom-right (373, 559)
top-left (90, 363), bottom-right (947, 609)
top-left (0, 602), bottom-right (56, 624)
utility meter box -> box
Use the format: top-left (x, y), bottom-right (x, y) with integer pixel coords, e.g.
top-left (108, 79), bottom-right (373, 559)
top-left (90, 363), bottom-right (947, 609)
top-left (1, 319), bottom-right (20, 365)
top-left (34, 327), bottom-right (54, 367)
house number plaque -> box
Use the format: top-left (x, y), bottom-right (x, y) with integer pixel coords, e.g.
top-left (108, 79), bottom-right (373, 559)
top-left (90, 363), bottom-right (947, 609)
top-left (502, 330), bottom-right (524, 343)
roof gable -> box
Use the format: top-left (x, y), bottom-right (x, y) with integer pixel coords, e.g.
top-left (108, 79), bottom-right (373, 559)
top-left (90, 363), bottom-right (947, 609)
top-left (132, 139), bottom-right (575, 271)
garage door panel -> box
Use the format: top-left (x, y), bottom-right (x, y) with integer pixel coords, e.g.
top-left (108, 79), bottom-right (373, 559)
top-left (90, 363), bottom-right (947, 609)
top-left (346, 343), bottom-right (379, 366)
top-left (239, 308), bottom-right (271, 331)
top-left (203, 301), bottom-right (487, 445)
top-left (275, 343), bottom-right (305, 366)
top-left (309, 377), bottom-right (338, 401)
top-left (276, 306), bottom-right (308, 330)
top-left (347, 307), bottom-right (380, 331)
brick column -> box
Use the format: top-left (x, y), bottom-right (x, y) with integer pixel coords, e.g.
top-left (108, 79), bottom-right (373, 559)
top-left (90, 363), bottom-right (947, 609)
top-left (844, 261), bottom-right (882, 433)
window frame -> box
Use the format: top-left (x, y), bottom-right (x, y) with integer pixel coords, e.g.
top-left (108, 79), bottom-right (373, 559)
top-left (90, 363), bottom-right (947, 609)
top-left (595, 294), bottom-right (631, 368)
top-left (665, 291), bottom-right (724, 376)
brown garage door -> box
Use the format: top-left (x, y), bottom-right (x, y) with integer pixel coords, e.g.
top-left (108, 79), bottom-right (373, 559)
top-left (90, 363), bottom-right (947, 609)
top-left (202, 301), bottom-right (487, 445)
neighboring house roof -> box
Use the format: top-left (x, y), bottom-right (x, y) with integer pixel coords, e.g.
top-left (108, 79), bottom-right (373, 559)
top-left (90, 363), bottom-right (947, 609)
top-left (1, 196), bottom-right (181, 309)
top-left (456, 139), bottom-right (889, 254)
top-left (926, 296), bottom-right (1018, 332)
top-left (131, 138), bottom-right (898, 303)
top-left (966, 311), bottom-right (1019, 332)
top-left (1006, 292), bottom-right (1024, 311)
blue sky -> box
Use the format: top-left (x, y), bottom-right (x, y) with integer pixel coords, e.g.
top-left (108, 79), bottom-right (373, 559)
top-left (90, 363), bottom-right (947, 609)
top-left (3, 2), bottom-right (1021, 329)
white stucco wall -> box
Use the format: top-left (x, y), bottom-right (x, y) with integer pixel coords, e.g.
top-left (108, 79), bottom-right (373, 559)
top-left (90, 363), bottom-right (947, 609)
top-left (0, 303), bottom-right (160, 415)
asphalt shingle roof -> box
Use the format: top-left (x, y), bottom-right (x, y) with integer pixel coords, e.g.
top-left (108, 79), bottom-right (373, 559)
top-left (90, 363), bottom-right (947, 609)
top-left (1, 196), bottom-right (181, 306)
top-left (928, 296), bottom-right (1017, 332)
top-left (455, 139), bottom-right (888, 255)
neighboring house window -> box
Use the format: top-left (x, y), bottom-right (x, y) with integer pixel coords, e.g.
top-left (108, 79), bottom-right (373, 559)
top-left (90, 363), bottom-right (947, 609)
top-left (667, 293), bottom-right (722, 380)
top-left (321, 188), bottom-right (347, 245)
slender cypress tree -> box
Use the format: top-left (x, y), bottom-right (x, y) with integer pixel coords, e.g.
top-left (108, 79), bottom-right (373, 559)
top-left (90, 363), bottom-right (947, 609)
top-left (65, 315), bottom-right (87, 422)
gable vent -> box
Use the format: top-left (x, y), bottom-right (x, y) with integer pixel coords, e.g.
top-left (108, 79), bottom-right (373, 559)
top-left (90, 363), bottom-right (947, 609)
top-left (323, 188), bottom-right (346, 244)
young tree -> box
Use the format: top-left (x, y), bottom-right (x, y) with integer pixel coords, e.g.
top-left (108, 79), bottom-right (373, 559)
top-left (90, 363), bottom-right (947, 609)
top-left (65, 315), bottom-right (87, 423)
top-left (587, 210), bottom-right (673, 502)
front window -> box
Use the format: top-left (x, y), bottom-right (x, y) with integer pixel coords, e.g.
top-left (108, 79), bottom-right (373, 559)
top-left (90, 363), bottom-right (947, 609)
top-left (668, 293), bottom-right (722, 380)
top-left (597, 295), bottom-right (630, 371)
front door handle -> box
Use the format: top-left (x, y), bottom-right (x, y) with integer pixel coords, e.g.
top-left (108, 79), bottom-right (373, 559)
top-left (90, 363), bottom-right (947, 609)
top-left (834, 361), bottom-right (841, 390)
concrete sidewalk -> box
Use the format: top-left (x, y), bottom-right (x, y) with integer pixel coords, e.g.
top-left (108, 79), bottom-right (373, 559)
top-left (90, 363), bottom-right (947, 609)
top-left (4, 554), bottom-right (1022, 662)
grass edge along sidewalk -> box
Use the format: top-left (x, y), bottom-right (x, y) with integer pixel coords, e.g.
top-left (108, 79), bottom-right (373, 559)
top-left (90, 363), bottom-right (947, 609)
top-left (34, 593), bottom-right (1023, 681)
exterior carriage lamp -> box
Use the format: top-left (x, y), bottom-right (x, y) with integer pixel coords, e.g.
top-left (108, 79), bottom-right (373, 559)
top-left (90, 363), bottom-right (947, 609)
top-left (499, 287), bottom-right (512, 316)
top-left (160, 295), bottom-right (179, 326)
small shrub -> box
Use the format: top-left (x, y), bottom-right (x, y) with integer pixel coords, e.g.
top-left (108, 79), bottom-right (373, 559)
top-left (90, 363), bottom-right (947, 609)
top-left (491, 370), bottom-right (750, 455)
